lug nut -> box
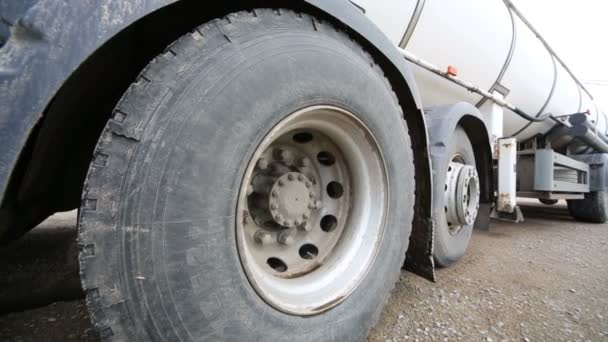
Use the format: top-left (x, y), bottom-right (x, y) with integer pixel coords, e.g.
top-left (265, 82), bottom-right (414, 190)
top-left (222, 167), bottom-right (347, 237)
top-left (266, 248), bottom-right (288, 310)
top-left (271, 191), bottom-right (278, 198)
top-left (288, 173), bottom-right (295, 181)
top-left (283, 220), bottom-right (292, 227)
top-left (278, 180), bottom-right (285, 187)
top-left (275, 214), bottom-right (283, 222)
top-left (278, 231), bottom-right (295, 245)
top-left (314, 200), bottom-right (322, 209)
top-left (254, 230), bottom-right (273, 244)
top-left (298, 175), bottom-right (304, 181)
top-left (258, 158), bottom-right (269, 170)
top-left (305, 181), bottom-right (312, 188)
top-left (274, 148), bottom-right (291, 161)
top-left (308, 202), bottom-right (315, 209)
top-left (299, 157), bottom-right (311, 167)
top-left (302, 213), bottom-right (309, 220)
top-left (271, 203), bottom-right (278, 210)
top-left (294, 220), bottom-right (301, 226)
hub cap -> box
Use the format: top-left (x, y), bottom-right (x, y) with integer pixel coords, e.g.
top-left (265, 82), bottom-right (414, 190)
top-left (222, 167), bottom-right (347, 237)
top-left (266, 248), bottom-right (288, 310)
top-left (444, 159), bottom-right (480, 234)
top-left (236, 106), bottom-right (388, 315)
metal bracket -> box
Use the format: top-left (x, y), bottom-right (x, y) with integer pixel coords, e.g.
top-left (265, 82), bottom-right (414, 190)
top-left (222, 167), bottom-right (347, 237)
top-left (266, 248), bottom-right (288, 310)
top-left (490, 205), bottom-right (524, 223)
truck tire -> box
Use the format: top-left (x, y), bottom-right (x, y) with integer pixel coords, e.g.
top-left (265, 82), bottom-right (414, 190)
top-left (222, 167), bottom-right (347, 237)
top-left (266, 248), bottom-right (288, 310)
top-left (567, 191), bottom-right (608, 223)
top-left (539, 199), bottom-right (558, 205)
top-left (433, 126), bottom-right (479, 267)
top-left (78, 9), bottom-right (415, 341)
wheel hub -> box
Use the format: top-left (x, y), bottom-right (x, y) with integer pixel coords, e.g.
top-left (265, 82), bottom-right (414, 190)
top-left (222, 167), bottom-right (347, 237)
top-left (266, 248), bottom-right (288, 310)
top-left (269, 172), bottom-right (315, 228)
top-left (444, 161), bottom-right (480, 233)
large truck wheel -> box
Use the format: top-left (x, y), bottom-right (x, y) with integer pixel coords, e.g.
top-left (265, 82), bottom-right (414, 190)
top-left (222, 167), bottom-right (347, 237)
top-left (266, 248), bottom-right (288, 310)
top-left (567, 191), bottom-right (608, 223)
top-left (78, 10), bottom-right (415, 341)
top-left (433, 127), bottom-right (480, 267)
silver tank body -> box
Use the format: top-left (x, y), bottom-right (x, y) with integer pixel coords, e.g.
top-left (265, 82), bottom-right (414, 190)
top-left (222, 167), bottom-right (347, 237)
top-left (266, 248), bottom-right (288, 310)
top-left (356, 0), bottom-right (607, 141)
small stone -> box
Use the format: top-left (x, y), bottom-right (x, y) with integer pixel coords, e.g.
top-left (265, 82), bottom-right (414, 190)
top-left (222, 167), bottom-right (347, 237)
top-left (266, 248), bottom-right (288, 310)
top-left (398, 314), bottom-right (405, 319)
top-left (569, 289), bottom-right (576, 293)
top-left (47, 317), bottom-right (56, 322)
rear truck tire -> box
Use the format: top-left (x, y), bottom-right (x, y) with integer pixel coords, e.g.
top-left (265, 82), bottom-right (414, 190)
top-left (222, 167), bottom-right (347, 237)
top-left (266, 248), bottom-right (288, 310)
top-left (432, 126), bottom-right (480, 267)
top-left (567, 191), bottom-right (608, 223)
top-left (539, 199), bottom-right (558, 205)
top-left (78, 9), bottom-right (415, 341)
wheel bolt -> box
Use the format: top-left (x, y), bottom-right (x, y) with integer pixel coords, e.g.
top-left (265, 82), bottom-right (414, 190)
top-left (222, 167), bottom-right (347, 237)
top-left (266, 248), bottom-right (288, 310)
top-left (275, 214), bottom-right (283, 222)
top-left (299, 157), bottom-right (311, 167)
top-left (258, 158), bottom-right (269, 170)
top-left (308, 202), bottom-right (315, 209)
top-left (275, 148), bottom-right (290, 161)
top-left (288, 174), bottom-right (295, 181)
top-left (283, 220), bottom-right (292, 227)
top-left (314, 200), bottom-right (322, 209)
top-left (278, 180), bottom-right (285, 187)
top-left (271, 191), bottom-right (278, 198)
top-left (305, 181), bottom-right (312, 188)
top-left (278, 231), bottom-right (295, 245)
top-left (294, 220), bottom-right (301, 226)
top-left (302, 213), bottom-right (309, 220)
top-left (271, 203), bottom-right (278, 210)
top-left (254, 230), bottom-right (273, 244)
top-left (298, 175), bottom-right (304, 181)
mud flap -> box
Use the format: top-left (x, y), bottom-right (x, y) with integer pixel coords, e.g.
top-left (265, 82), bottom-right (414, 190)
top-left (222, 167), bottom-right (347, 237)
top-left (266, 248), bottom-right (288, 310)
top-left (404, 214), bottom-right (436, 281)
top-left (404, 136), bottom-right (436, 282)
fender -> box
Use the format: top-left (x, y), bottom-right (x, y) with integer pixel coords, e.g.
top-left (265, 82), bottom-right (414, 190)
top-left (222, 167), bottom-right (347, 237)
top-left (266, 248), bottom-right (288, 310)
top-left (0, 0), bottom-right (423, 206)
top-left (425, 103), bottom-right (495, 233)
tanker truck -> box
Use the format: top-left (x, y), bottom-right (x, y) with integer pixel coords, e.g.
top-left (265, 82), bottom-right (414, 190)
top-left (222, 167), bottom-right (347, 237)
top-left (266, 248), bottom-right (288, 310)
top-left (0, 0), bottom-right (605, 340)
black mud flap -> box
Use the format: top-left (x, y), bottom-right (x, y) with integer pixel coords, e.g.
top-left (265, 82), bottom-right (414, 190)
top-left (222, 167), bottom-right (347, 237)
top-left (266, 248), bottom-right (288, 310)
top-left (403, 134), bottom-right (436, 282)
top-left (404, 214), bottom-right (436, 281)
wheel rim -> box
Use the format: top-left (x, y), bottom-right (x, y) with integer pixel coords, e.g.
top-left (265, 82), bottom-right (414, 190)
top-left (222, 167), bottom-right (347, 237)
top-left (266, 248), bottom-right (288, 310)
top-left (444, 155), bottom-right (480, 235)
top-left (236, 105), bottom-right (388, 315)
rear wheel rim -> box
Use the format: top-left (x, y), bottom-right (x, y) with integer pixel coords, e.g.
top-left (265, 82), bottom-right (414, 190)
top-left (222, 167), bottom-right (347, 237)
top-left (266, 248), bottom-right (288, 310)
top-left (444, 155), bottom-right (480, 235)
top-left (236, 105), bottom-right (388, 315)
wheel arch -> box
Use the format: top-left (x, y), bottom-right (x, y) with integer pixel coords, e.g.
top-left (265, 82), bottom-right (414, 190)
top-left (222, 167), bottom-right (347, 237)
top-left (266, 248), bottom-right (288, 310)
top-left (0, 0), bottom-right (432, 267)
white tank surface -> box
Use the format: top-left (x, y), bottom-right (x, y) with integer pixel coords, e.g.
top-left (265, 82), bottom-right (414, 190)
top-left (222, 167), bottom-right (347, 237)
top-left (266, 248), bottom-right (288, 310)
top-left (355, 0), bottom-right (608, 141)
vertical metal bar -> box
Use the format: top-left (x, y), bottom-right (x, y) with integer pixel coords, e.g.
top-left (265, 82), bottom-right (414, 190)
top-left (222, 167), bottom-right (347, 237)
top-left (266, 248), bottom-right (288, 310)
top-left (497, 138), bottom-right (517, 213)
top-left (488, 92), bottom-right (505, 158)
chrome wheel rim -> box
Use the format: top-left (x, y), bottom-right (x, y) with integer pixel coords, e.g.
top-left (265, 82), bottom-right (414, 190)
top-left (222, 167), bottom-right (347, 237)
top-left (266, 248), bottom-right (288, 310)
top-left (444, 155), bottom-right (480, 235)
top-left (236, 105), bottom-right (388, 315)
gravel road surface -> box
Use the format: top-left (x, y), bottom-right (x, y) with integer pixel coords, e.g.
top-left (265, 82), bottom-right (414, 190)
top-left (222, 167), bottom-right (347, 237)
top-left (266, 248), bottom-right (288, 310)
top-left (1, 200), bottom-right (607, 341)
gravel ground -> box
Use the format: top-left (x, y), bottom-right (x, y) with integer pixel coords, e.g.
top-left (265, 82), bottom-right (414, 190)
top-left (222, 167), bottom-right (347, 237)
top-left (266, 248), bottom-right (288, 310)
top-left (1, 200), bottom-right (607, 341)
